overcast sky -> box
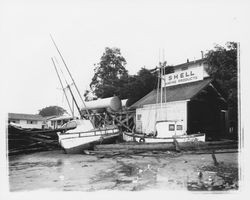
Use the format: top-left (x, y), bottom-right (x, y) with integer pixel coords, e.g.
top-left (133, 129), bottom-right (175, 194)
top-left (0, 0), bottom-right (249, 115)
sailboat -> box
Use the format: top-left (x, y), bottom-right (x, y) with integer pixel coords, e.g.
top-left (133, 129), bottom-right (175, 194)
top-left (123, 62), bottom-right (205, 143)
top-left (50, 36), bottom-right (121, 154)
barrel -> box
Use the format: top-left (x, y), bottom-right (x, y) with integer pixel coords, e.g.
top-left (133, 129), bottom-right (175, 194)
top-left (81, 96), bottom-right (122, 112)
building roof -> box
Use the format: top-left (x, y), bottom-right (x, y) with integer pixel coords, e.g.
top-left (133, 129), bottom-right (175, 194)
top-left (129, 78), bottom-right (213, 109)
top-left (149, 58), bottom-right (207, 74)
top-left (8, 113), bottom-right (45, 121)
top-left (172, 58), bottom-right (207, 69)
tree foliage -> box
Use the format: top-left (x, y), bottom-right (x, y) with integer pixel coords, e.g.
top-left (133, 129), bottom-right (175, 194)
top-left (38, 106), bottom-right (67, 117)
top-left (88, 47), bottom-right (157, 103)
top-left (123, 68), bottom-right (158, 105)
top-left (205, 42), bottom-right (238, 122)
top-left (90, 47), bottom-right (128, 98)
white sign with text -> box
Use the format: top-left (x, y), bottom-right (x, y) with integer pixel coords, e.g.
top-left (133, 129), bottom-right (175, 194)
top-left (162, 67), bottom-right (204, 87)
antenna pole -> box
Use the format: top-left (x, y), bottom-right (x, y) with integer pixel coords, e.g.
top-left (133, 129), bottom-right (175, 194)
top-left (51, 57), bottom-right (74, 117)
top-left (50, 34), bottom-right (93, 122)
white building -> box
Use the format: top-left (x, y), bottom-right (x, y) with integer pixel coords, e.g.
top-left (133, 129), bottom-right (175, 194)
top-left (130, 58), bottom-right (228, 140)
top-left (8, 113), bottom-right (46, 129)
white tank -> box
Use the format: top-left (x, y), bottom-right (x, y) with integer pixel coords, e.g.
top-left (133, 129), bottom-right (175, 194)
top-left (121, 99), bottom-right (128, 107)
top-left (81, 96), bottom-right (122, 112)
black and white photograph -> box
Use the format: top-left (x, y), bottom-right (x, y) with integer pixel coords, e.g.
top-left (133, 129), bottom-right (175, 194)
top-left (0, 0), bottom-right (249, 198)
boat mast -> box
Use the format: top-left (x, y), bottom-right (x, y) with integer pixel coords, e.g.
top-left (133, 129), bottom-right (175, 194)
top-left (50, 35), bottom-right (93, 124)
top-left (160, 62), bottom-right (163, 119)
top-left (51, 57), bottom-right (74, 117)
top-left (154, 62), bottom-right (161, 133)
top-left (54, 57), bottom-right (82, 118)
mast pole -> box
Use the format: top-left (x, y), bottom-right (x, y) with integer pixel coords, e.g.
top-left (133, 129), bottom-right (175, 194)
top-left (154, 63), bottom-right (161, 133)
top-left (51, 57), bottom-right (74, 117)
top-left (66, 84), bottom-right (82, 117)
top-left (50, 35), bottom-right (93, 124)
top-left (160, 63), bottom-right (163, 120)
top-left (53, 57), bottom-right (83, 118)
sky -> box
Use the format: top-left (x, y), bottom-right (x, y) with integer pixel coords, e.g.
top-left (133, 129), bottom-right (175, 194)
top-left (0, 0), bottom-right (249, 115)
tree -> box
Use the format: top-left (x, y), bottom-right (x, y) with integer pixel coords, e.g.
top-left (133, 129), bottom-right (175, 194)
top-left (38, 106), bottom-right (67, 117)
top-left (88, 47), bottom-right (158, 104)
top-left (122, 67), bottom-right (158, 105)
top-left (90, 47), bottom-right (128, 98)
top-left (205, 42), bottom-right (238, 133)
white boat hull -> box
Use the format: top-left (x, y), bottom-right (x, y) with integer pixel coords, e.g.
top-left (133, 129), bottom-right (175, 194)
top-left (123, 132), bottom-right (205, 143)
top-left (58, 128), bottom-right (120, 154)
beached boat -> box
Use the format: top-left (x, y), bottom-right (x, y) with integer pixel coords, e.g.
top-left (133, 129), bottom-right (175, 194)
top-left (57, 119), bottom-right (120, 154)
top-left (123, 131), bottom-right (205, 143)
top-left (50, 37), bottom-right (122, 154)
top-left (123, 120), bottom-right (205, 143)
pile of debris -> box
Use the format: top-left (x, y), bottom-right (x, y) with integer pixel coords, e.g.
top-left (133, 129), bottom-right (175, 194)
top-left (8, 124), bottom-right (61, 155)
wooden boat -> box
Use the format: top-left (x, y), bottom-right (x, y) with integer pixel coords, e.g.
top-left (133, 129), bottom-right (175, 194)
top-left (123, 131), bottom-right (205, 143)
top-left (51, 38), bottom-right (122, 154)
top-left (57, 119), bottom-right (121, 154)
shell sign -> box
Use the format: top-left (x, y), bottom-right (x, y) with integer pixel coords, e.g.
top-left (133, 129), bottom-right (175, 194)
top-left (162, 67), bottom-right (204, 87)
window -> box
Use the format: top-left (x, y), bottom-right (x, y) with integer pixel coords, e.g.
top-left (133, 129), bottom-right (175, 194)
top-left (27, 120), bottom-right (37, 124)
top-left (177, 125), bottom-right (183, 130)
top-left (169, 124), bottom-right (175, 131)
top-left (137, 114), bottom-right (142, 121)
top-left (62, 121), bottom-right (77, 129)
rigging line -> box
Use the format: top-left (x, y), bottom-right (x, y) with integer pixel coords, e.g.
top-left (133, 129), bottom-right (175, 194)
top-left (54, 57), bottom-right (73, 90)
top-left (52, 57), bottom-right (82, 117)
top-left (49, 34), bottom-right (93, 123)
top-left (54, 56), bottom-right (77, 118)
top-left (54, 57), bottom-right (71, 86)
top-left (66, 81), bottom-right (82, 118)
top-left (51, 57), bottom-right (74, 117)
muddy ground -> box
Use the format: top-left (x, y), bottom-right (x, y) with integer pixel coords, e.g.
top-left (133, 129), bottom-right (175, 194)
top-left (8, 150), bottom-right (239, 192)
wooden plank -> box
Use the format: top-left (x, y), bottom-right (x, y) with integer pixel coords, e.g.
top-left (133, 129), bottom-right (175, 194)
top-left (95, 141), bottom-right (238, 151)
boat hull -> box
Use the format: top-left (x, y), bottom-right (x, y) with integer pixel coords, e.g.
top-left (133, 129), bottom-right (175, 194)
top-left (58, 129), bottom-right (121, 154)
top-left (123, 132), bottom-right (205, 143)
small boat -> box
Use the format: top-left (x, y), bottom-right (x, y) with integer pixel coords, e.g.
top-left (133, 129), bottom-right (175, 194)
top-left (123, 119), bottom-right (205, 143)
top-left (123, 131), bottom-right (205, 143)
top-left (57, 119), bottom-right (121, 154)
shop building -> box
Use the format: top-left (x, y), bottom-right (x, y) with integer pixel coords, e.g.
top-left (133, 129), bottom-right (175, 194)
top-left (130, 59), bottom-right (228, 140)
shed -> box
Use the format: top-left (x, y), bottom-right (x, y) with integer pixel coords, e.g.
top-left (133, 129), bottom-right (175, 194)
top-left (130, 78), bottom-right (227, 139)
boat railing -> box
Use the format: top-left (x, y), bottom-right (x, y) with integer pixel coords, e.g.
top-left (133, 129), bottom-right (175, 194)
top-left (60, 126), bottom-right (120, 135)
